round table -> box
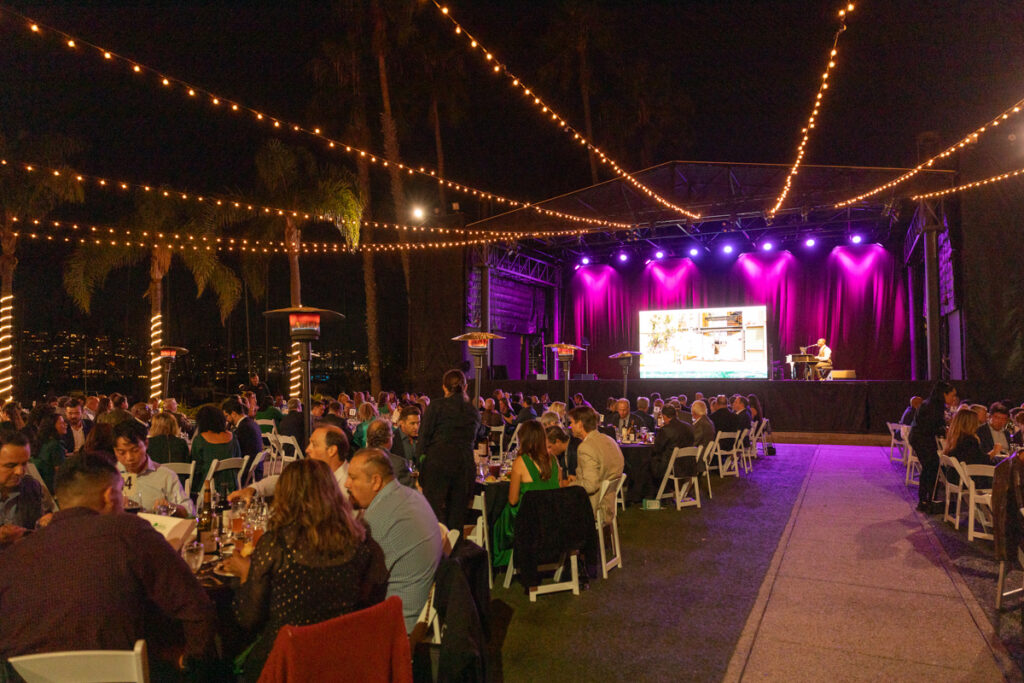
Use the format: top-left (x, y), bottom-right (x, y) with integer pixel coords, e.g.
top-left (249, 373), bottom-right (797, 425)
top-left (619, 443), bottom-right (654, 504)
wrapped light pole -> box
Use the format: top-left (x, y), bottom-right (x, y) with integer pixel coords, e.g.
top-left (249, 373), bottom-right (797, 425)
top-left (157, 346), bottom-right (188, 401)
top-left (609, 351), bottom-right (642, 398)
top-left (452, 332), bottom-right (504, 406)
top-left (545, 343), bottom-right (584, 404)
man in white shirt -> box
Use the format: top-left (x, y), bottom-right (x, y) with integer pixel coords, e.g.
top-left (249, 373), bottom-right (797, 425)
top-left (112, 421), bottom-right (194, 517)
top-left (813, 337), bottom-right (832, 380)
top-left (229, 425), bottom-right (349, 501)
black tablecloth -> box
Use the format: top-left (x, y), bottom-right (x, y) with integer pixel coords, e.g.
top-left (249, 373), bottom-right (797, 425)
top-left (620, 444), bottom-right (654, 504)
top-left (475, 479), bottom-right (511, 530)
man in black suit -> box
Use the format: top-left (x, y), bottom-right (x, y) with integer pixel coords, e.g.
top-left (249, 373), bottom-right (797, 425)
top-left (691, 400), bottom-right (716, 449)
top-left (676, 394), bottom-right (693, 424)
top-left (647, 405), bottom-right (696, 497)
top-left (710, 396), bottom-right (738, 449)
top-left (389, 405), bottom-right (421, 486)
top-left (545, 425), bottom-right (579, 477)
top-left (277, 398), bottom-right (307, 451)
top-left (978, 403), bottom-right (1013, 456)
top-left (244, 373), bottom-right (272, 405)
top-left (632, 396), bottom-right (656, 432)
top-left (222, 398), bottom-right (263, 460)
top-left (513, 396), bottom-right (538, 427)
top-left (732, 394), bottom-right (753, 444)
top-left (318, 401), bottom-right (354, 445)
top-left (900, 396), bottom-right (923, 426)
top-left (61, 398), bottom-right (92, 454)
top-left (609, 398), bottom-right (641, 435)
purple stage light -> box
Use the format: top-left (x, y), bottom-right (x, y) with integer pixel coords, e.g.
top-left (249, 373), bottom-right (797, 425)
top-left (805, 238), bottom-right (816, 247)
top-left (689, 248), bottom-right (699, 257)
top-left (723, 245), bottom-right (734, 254)
top-left (850, 234), bottom-right (863, 244)
top-left (580, 256), bottom-right (590, 265)
top-left (762, 242), bottom-right (773, 251)
top-left (654, 250), bottom-right (665, 259)
top-left (618, 252), bottom-right (629, 262)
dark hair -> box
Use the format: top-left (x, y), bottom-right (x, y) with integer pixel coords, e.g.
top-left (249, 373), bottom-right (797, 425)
top-left (365, 419), bottom-right (393, 450)
top-left (661, 404), bottom-right (677, 420)
top-left (195, 404), bottom-right (227, 433)
top-left (328, 401), bottom-right (342, 414)
top-left (258, 395), bottom-right (274, 411)
top-left (83, 422), bottom-right (115, 456)
top-left (522, 396), bottom-right (533, 407)
top-left (567, 406), bottom-right (598, 432)
top-left (1, 430), bottom-right (29, 449)
top-left (352, 447), bottom-right (394, 479)
top-left (733, 394), bottom-right (749, 408)
top-left (398, 405), bottom-right (421, 421)
top-left (221, 397), bottom-right (246, 416)
top-left (927, 381), bottom-right (955, 401)
top-left (54, 453), bottom-right (119, 499)
top-left (747, 394), bottom-right (763, 418)
top-left (112, 420), bottom-right (147, 446)
top-left (36, 413), bottom-right (63, 446)
top-left (518, 420), bottom-right (553, 480)
top-left (96, 396), bottom-right (112, 416)
top-left (66, 398), bottom-right (83, 410)
top-left (990, 402), bottom-right (1010, 417)
top-left (442, 369), bottom-right (467, 399)
top-left (545, 425), bottom-right (569, 444)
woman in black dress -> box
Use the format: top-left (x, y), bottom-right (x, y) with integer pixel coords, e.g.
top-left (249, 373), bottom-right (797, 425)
top-left (909, 380), bottom-right (958, 513)
top-left (417, 369), bottom-right (480, 533)
top-left (227, 459), bottom-right (386, 681)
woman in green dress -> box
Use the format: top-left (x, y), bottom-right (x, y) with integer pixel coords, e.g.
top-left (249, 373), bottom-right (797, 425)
top-left (189, 404), bottom-right (242, 496)
top-left (32, 414), bottom-right (67, 493)
top-left (491, 419), bottom-right (562, 567)
top-left (147, 411), bottom-right (190, 464)
top-left (351, 401), bottom-right (378, 450)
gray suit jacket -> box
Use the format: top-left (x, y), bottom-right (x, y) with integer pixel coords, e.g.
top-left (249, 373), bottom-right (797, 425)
top-left (693, 416), bottom-right (716, 449)
top-left (575, 430), bottom-right (625, 520)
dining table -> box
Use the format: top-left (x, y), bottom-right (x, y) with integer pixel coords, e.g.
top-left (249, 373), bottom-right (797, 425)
top-left (619, 442), bottom-right (654, 504)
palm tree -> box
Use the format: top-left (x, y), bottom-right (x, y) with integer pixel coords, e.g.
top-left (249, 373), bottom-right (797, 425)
top-left (63, 193), bottom-right (242, 398)
top-left (0, 129), bottom-right (84, 403)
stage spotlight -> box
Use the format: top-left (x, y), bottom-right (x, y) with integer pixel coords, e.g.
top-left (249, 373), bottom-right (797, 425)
top-left (850, 234), bottom-right (863, 244)
top-left (689, 248), bottom-right (699, 257)
top-left (654, 250), bottom-right (665, 259)
top-left (762, 242), bottom-right (773, 251)
top-left (805, 238), bottom-right (816, 247)
top-left (580, 256), bottom-right (590, 265)
top-left (723, 245), bottom-right (734, 254)
top-left (618, 252), bottom-right (629, 263)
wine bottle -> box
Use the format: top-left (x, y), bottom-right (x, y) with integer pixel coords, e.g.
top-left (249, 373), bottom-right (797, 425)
top-left (197, 480), bottom-right (215, 550)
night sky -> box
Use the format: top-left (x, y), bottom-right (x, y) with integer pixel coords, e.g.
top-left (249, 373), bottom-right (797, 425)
top-left (1, 0), bottom-right (1023, 387)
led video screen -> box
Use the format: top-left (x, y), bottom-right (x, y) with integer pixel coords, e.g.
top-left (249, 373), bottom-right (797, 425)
top-left (638, 306), bottom-right (768, 378)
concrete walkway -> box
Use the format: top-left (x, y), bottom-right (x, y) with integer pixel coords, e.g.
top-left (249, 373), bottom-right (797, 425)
top-left (725, 444), bottom-right (1018, 681)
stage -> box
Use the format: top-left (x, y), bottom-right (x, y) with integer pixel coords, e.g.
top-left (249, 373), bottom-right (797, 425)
top-left (479, 378), bottom-right (1021, 434)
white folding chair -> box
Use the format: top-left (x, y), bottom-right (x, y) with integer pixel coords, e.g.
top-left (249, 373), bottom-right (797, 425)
top-left (465, 492), bottom-right (493, 588)
top-left (10, 639), bottom-right (149, 683)
top-left (901, 426), bottom-right (920, 486)
top-left (596, 476), bottom-right (624, 578)
top-left (737, 429), bottom-right (753, 474)
top-left (503, 548), bottom-right (581, 601)
top-left (747, 421), bottom-right (765, 459)
top-left (937, 454), bottom-right (967, 529)
top-left (204, 456), bottom-right (251, 491)
top-left (163, 461), bottom-right (196, 497)
top-left (654, 447), bottom-right (701, 510)
top-left (277, 435), bottom-right (303, 460)
top-left (758, 418), bottom-right (773, 456)
top-left (255, 418), bottom-right (276, 434)
top-left (489, 425), bottom-right (506, 457)
top-left (244, 449), bottom-right (271, 486)
top-left (936, 436), bottom-right (948, 453)
top-left (616, 472), bottom-right (627, 511)
top-left (964, 463), bottom-right (995, 542)
top-left (507, 423), bottom-right (523, 454)
top-left (698, 441), bottom-right (715, 499)
top-left (713, 431), bottom-right (742, 478)
top-left (887, 422), bottom-right (905, 463)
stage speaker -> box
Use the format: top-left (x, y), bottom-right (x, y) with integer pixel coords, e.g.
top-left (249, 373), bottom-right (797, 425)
top-left (573, 373), bottom-right (597, 380)
top-left (830, 369), bottom-right (857, 379)
top-left (490, 365), bottom-right (508, 380)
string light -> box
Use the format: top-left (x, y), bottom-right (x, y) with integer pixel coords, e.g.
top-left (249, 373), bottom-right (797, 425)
top-left (150, 313), bottom-right (162, 399)
top-left (911, 166), bottom-right (1024, 201)
top-left (3, 7), bottom-right (627, 231)
top-left (0, 295), bottom-right (12, 404)
top-left (289, 341), bottom-right (301, 399)
top-left (836, 97), bottom-right (1024, 207)
top-left (431, 2), bottom-right (700, 220)
top-left (768, 3), bottom-right (853, 217)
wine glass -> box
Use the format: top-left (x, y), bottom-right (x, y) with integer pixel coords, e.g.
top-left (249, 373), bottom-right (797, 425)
top-left (183, 540), bottom-right (204, 573)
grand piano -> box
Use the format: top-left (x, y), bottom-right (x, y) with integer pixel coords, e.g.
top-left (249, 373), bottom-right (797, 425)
top-left (786, 353), bottom-right (816, 380)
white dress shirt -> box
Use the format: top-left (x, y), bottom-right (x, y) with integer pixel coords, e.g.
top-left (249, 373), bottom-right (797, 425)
top-left (249, 460), bottom-right (349, 499)
top-left (117, 460), bottom-right (195, 515)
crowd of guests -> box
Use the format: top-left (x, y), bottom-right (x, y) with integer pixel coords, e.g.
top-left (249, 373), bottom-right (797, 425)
top-left (902, 382), bottom-right (1024, 513)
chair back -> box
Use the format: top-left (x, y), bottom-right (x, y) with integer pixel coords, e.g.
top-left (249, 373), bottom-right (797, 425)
top-left (244, 449), bottom-right (271, 486)
top-left (10, 639), bottom-right (149, 683)
top-left (255, 418), bottom-right (276, 435)
top-left (277, 435), bottom-right (302, 459)
top-left (507, 423), bottom-right (523, 452)
top-left (204, 456), bottom-right (251, 490)
top-left (163, 461), bottom-right (196, 496)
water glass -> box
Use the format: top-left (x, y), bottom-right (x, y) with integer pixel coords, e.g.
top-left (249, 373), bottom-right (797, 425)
top-left (183, 541), bottom-right (204, 573)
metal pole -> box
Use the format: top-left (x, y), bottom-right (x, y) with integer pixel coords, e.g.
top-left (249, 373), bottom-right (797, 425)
top-left (162, 359), bottom-right (171, 399)
top-left (562, 359), bottom-right (571, 404)
top-left (474, 354), bottom-right (483, 407)
top-left (622, 367), bottom-right (628, 398)
top-left (299, 340), bottom-right (312, 445)
top-left (923, 224), bottom-right (941, 380)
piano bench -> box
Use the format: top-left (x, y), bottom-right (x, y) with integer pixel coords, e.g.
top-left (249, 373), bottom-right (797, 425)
top-left (830, 369), bottom-right (857, 379)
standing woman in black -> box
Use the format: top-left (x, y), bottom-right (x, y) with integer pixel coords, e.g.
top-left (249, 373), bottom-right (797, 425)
top-left (909, 380), bottom-right (958, 513)
top-left (417, 369), bottom-right (480, 533)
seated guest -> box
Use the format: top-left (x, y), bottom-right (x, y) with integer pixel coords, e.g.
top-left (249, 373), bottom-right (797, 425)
top-left (390, 405), bottom-right (421, 476)
top-left (648, 405), bottom-right (696, 493)
top-left (32, 414), bottom-right (67, 494)
top-left (61, 398), bottom-right (92, 454)
top-left (572, 393), bottom-right (592, 409)
top-left (609, 398), bottom-right (641, 435)
top-left (1, 403), bottom-right (27, 436)
top-left (546, 425), bottom-right (579, 477)
top-left (236, 425), bottom-right (352, 503)
top-left (732, 394), bottom-right (753, 445)
top-left (633, 396), bottom-right (656, 431)
top-left (223, 397), bottom-right (264, 460)
top-left (1012, 411), bottom-right (1024, 447)
top-left (112, 421), bottom-right (194, 517)
top-left (604, 397), bottom-right (618, 421)
top-left (0, 432), bottom-right (53, 547)
top-left (82, 422), bottom-right (115, 460)
top-left (497, 397), bottom-right (516, 428)
top-left (0, 454), bottom-right (215, 669)
top-left (568, 406), bottom-right (624, 519)
top-left (188, 404), bottom-right (241, 496)
top-left (480, 398), bottom-right (503, 429)
top-left (227, 459), bottom-right (386, 682)
top-left (277, 398), bottom-right (306, 450)
top-left (676, 394), bottom-right (692, 423)
top-left (130, 402), bottom-right (152, 428)
top-left (352, 401), bottom-right (378, 450)
top-left (366, 418), bottom-right (413, 487)
top-left (345, 448), bottom-right (443, 633)
top-left (253, 396), bottom-right (283, 431)
top-left (691, 400), bottom-right (716, 449)
top-left (710, 396), bottom-right (738, 446)
top-left (901, 396), bottom-right (923, 426)
top-left (539, 411), bottom-right (561, 428)
top-left (161, 398), bottom-right (194, 438)
top-left (147, 411), bottom-right (190, 464)
top-left (492, 420), bottom-right (562, 567)
top-left (318, 400), bottom-right (355, 443)
top-left (978, 403), bottom-right (1012, 456)
top-left (548, 401), bottom-right (567, 423)
top-left (943, 408), bottom-right (993, 487)
top-left (747, 394), bottom-right (766, 429)
top-left (514, 396), bottom-right (538, 426)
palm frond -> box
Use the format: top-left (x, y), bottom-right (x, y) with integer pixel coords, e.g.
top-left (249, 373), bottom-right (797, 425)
top-left (62, 245), bottom-right (144, 314)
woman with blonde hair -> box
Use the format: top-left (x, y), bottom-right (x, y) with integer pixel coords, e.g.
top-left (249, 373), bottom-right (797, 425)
top-left (147, 411), bottom-right (189, 464)
top-left (227, 458), bottom-right (386, 681)
top-left (351, 401), bottom-right (378, 450)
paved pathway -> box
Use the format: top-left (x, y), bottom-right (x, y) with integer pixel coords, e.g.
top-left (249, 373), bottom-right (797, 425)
top-left (726, 445), bottom-right (1017, 681)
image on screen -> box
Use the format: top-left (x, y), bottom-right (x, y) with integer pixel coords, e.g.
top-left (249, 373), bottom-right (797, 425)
top-left (638, 306), bottom-right (767, 378)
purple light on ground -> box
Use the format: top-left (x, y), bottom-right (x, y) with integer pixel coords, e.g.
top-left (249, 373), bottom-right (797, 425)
top-left (805, 238), bottom-right (816, 247)
top-left (851, 234), bottom-right (863, 244)
top-left (762, 242), bottom-right (773, 251)
top-left (618, 252), bottom-right (629, 262)
top-left (689, 248), bottom-right (699, 257)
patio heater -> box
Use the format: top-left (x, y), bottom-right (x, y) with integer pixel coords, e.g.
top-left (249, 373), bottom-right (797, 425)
top-left (452, 332), bottom-right (504, 406)
top-left (264, 306), bottom-right (344, 445)
top-left (157, 345), bottom-right (188, 401)
top-left (545, 343), bottom-right (584, 404)
top-left (609, 351), bottom-right (642, 397)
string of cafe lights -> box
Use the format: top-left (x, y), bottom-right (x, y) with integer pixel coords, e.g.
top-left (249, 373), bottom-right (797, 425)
top-left (0, 157), bottom-right (620, 241)
top-left (910, 166), bottom-right (1024, 201)
top-left (431, 2), bottom-right (701, 221)
top-left (767, 3), bottom-right (854, 217)
top-left (835, 97), bottom-right (1024, 207)
top-left (1, 6), bottom-right (631, 231)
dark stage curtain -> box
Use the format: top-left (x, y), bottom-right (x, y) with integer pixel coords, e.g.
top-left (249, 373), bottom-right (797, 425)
top-left (568, 245), bottom-right (909, 381)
